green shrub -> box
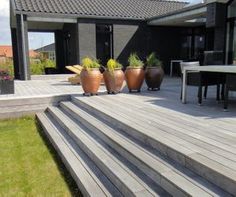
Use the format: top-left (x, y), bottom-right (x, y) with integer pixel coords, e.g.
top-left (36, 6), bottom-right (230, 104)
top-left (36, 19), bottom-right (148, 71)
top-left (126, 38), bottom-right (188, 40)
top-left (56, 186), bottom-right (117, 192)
top-left (82, 57), bottom-right (101, 70)
top-left (128, 53), bottom-right (144, 68)
top-left (106, 59), bottom-right (122, 72)
top-left (30, 59), bottom-right (56, 75)
top-left (146, 52), bottom-right (162, 68)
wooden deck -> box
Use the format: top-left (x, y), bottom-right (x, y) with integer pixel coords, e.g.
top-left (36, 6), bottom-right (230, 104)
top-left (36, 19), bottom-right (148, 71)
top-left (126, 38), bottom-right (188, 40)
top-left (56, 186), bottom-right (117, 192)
top-left (34, 76), bottom-right (236, 196)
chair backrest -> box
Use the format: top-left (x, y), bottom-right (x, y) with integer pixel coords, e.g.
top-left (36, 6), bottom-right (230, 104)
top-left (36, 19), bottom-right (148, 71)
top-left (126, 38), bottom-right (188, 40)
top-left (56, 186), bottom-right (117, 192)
top-left (203, 51), bottom-right (224, 65)
top-left (180, 61), bottom-right (200, 73)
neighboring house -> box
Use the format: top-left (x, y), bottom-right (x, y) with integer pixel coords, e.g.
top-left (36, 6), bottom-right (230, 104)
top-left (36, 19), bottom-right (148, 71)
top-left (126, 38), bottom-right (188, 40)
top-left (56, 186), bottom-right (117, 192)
top-left (9, 0), bottom-right (236, 80)
top-left (0, 45), bottom-right (39, 64)
top-left (35, 43), bottom-right (56, 61)
top-left (0, 46), bottom-right (13, 63)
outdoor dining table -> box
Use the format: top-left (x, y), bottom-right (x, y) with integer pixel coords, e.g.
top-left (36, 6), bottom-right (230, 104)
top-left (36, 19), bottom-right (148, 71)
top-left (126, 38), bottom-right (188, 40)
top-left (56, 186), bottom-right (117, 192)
top-left (182, 65), bottom-right (236, 104)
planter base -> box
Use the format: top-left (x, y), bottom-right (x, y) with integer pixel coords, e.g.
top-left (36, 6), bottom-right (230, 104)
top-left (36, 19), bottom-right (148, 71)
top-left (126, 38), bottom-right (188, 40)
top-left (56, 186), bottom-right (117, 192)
top-left (0, 80), bottom-right (14, 95)
top-left (83, 93), bottom-right (98, 96)
top-left (129, 89), bottom-right (141, 93)
top-left (147, 87), bottom-right (160, 91)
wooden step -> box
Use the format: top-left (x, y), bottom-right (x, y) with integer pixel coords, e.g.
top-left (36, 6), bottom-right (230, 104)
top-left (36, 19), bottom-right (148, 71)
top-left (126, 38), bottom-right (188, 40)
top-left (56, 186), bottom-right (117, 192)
top-left (47, 106), bottom-right (164, 197)
top-left (36, 112), bottom-right (121, 197)
top-left (60, 101), bottom-right (232, 197)
top-left (72, 95), bottom-right (236, 195)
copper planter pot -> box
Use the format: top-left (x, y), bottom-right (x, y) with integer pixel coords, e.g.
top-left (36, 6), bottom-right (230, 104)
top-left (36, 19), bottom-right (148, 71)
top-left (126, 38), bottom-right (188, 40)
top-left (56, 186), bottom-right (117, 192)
top-left (80, 69), bottom-right (102, 95)
top-left (103, 69), bottom-right (125, 94)
top-left (145, 67), bottom-right (164, 91)
top-left (125, 67), bottom-right (145, 92)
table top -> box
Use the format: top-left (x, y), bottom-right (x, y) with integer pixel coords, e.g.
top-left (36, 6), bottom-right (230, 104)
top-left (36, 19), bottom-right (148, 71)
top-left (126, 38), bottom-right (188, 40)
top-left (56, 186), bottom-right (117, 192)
top-left (183, 65), bottom-right (236, 73)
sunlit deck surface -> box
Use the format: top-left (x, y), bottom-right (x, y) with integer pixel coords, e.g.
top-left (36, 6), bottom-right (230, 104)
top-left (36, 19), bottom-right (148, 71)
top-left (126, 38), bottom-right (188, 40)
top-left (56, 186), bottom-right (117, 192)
top-left (1, 74), bottom-right (236, 150)
top-left (1, 74), bottom-right (236, 194)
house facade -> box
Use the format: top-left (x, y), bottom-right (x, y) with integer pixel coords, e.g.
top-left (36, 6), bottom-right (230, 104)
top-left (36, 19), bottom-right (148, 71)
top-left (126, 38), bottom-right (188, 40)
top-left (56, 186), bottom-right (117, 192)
top-left (35, 43), bottom-right (56, 61)
top-left (10, 0), bottom-right (236, 80)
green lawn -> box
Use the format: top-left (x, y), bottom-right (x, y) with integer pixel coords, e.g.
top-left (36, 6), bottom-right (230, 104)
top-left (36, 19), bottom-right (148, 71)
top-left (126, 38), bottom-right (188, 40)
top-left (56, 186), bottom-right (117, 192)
top-left (0, 116), bottom-right (81, 197)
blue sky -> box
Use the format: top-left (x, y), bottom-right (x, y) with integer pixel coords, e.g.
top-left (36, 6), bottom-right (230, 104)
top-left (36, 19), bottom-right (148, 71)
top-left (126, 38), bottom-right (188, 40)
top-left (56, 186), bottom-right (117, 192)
top-left (0, 0), bottom-right (200, 49)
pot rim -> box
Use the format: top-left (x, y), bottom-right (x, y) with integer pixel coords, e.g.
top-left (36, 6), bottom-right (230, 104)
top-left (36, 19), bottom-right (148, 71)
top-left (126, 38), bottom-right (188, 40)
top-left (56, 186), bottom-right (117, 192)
top-left (126, 66), bottom-right (144, 70)
top-left (145, 67), bottom-right (163, 69)
top-left (104, 68), bottom-right (123, 72)
top-left (82, 68), bottom-right (101, 71)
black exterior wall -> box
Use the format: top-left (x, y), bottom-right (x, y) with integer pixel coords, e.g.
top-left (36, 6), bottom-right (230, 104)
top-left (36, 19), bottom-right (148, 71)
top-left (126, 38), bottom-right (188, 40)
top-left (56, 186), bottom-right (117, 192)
top-left (148, 26), bottom-right (184, 73)
top-left (54, 20), bottom-right (204, 74)
top-left (206, 2), bottom-right (227, 55)
top-left (15, 14), bottom-right (30, 80)
top-left (56, 19), bottom-right (149, 68)
top-left (113, 23), bottom-right (148, 66)
top-left (11, 28), bottom-right (20, 79)
top-left (55, 30), bottom-right (66, 73)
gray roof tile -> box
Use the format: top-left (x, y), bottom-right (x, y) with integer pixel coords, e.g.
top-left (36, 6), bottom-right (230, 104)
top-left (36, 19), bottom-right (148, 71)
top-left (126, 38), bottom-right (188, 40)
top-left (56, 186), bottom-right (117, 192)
top-left (13, 0), bottom-right (188, 20)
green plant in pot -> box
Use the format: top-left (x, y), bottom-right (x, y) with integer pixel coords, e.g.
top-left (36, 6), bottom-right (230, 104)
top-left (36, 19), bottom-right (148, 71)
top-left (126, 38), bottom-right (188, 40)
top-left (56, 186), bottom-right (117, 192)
top-left (125, 53), bottom-right (145, 93)
top-left (103, 59), bottom-right (125, 94)
top-left (145, 52), bottom-right (164, 91)
top-left (80, 57), bottom-right (102, 96)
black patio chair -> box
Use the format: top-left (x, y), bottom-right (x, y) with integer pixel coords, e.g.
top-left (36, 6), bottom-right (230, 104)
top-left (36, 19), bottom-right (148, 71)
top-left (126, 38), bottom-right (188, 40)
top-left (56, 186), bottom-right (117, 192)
top-left (224, 74), bottom-right (236, 110)
top-left (180, 51), bottom-right (225, 104)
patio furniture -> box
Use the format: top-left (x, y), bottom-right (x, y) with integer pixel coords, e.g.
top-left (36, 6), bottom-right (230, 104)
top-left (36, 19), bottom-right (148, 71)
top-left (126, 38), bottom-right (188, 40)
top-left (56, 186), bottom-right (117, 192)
top-left (170, 60), bottom-right (183, 77)
top-left (66, 65), bottom-right (83, 84)
top-left (180, 61), bottom-right (221, 104)
top-left (224, 74), bottom-right (236, 110)
top-left (182, 65), bottom-right (236, 108)
top-left (66, 65), bottom-right (83, 74)
top-left (180, 61), bottom-right (206, 103)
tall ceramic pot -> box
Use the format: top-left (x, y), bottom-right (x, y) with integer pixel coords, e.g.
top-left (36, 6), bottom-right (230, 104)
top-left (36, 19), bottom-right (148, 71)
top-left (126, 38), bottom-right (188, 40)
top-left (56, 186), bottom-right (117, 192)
top-left (125, 67), bottom-right (145, 92)
top-left (80, 68), bottom-right (102, 95)
top-left (103, 69), bottom-right (125, 94)
top-left (145, 67), bottom-right (164, 91)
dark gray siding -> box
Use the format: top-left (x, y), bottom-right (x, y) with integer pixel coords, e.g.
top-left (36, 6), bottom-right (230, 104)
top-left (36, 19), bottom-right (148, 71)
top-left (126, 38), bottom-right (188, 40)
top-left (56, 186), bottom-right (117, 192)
top-left (113, 24), bottom-right (147, 66)
top-left (78, 23), bottom-right (96, 63)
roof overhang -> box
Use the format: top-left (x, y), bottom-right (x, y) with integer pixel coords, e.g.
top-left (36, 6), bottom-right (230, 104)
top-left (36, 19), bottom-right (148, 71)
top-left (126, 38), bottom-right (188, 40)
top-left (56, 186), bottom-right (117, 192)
top-left (148, 4), bottom-right (207, 27)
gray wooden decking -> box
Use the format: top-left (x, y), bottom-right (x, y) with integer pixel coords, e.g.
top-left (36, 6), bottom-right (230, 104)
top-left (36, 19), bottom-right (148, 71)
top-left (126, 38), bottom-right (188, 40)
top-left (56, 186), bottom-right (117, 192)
top-left (8, 74), bottom-right (234, 196)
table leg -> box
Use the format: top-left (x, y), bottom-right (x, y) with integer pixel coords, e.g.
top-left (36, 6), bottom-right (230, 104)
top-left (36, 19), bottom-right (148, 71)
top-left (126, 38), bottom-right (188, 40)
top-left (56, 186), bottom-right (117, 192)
top-left (182, 70), bottom-right (187, 103)
top-left (170, 61), bottom-right (173, 77)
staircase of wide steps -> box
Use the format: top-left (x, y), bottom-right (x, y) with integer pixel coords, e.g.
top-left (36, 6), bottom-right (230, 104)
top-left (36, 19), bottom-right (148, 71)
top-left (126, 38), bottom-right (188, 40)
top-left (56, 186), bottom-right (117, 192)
top-left (36, 96), bottom-right (236, 197)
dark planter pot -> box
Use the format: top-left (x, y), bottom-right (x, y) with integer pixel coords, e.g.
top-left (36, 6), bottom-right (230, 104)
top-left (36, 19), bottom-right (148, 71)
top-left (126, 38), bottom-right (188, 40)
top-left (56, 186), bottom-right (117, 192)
top-left (145, 67), bottom-right (164, 91)
top-left (44, 67), bottom-right (59, 74)
top-left (103, 69), bottom-right (125, 94)
top-left (125, 67), bottom-right (145, 93)
top-left (0, 80), bottom-right (14, 94)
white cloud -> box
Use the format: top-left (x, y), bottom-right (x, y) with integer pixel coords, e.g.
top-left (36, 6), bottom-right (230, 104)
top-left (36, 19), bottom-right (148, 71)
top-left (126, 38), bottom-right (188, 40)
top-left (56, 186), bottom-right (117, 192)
top-left (0, 0), bottom-right (54, 48)
top-left (0, 0), bottom-right (10, 17)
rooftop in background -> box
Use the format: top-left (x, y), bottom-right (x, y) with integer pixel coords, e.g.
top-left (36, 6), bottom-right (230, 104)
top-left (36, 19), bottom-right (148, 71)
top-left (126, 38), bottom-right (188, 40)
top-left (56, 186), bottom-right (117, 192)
top-left (0, 45), bottom-right (39, 58)
top-left (12, 0), bottom-right (188, 20)
top-left (35, 43), bottom-right (55, 52)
